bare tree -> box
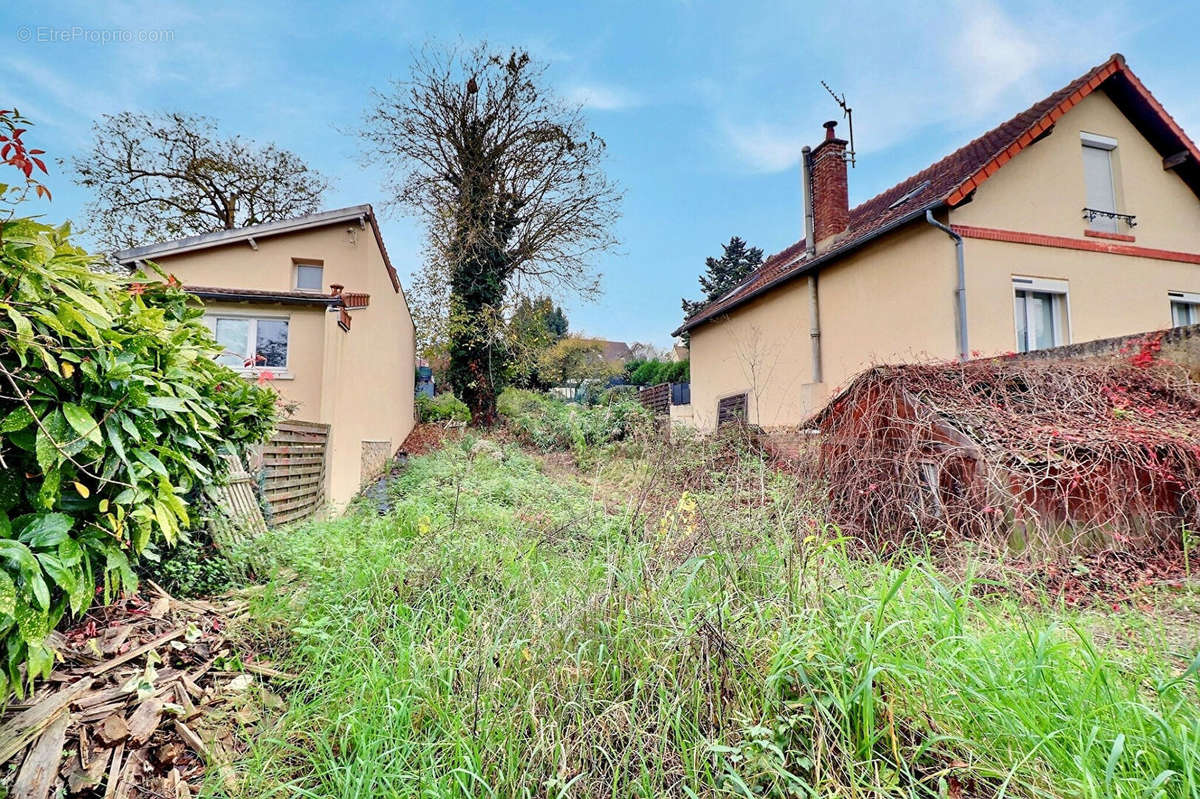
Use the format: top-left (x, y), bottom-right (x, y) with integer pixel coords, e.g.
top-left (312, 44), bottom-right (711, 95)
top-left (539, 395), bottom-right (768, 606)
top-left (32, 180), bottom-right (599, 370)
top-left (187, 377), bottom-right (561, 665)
top-left (73, 112), bottom-right (331, 251)
top-left (362, 44), bottom-right (621, 423)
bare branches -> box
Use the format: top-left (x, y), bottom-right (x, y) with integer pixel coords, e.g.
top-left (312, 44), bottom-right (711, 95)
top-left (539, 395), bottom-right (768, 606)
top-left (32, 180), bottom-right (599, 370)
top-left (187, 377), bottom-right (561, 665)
top-left (361, 43), bottom-right (621, 419)
top-left (361, 43), bottom-right (620, 297)
top-left (72, 112), bottom-right (331, 252)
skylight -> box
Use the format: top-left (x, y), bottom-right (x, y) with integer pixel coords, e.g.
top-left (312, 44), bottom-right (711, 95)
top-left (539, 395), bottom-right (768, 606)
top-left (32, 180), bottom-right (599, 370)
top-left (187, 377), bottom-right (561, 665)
top-left (887, 179), bottom-right (932, 210)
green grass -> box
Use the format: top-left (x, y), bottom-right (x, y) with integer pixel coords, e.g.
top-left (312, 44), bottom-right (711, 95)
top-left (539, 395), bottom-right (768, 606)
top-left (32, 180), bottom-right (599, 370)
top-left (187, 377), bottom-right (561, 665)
top-left (226, 437), bottom-right (1200, 798)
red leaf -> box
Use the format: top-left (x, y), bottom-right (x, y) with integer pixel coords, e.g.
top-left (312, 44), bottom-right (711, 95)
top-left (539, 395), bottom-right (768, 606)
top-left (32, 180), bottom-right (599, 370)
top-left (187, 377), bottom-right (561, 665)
top-left (32, 157), bottom-right (45, 173)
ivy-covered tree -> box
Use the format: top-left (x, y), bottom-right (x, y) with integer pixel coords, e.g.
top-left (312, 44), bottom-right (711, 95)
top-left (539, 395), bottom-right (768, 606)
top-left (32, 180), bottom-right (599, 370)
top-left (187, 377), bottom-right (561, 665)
top-left (362, 44), bottom-right (620, 423)
top-left (72, 112), bottom-right (331, 251)
top-left (681, 236), bottom-right (764, 322)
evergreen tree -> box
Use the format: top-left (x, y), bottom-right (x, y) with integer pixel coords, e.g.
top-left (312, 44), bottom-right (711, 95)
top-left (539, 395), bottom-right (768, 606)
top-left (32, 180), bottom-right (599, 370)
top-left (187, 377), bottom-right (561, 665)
top-left (681, 236), bottom-right (764, 321)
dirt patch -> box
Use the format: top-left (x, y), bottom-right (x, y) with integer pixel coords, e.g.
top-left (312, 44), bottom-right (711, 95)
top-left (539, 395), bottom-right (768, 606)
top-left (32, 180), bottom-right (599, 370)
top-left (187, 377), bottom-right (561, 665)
top-left (400, 422), bottom-right (462, 455)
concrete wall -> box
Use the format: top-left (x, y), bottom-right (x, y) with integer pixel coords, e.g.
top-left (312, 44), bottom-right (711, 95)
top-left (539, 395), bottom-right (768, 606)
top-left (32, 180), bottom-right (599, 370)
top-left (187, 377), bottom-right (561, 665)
top-left (150, 222), bottom-right (415, 507)
top-left (686, 87), bottom-right (1200, 432)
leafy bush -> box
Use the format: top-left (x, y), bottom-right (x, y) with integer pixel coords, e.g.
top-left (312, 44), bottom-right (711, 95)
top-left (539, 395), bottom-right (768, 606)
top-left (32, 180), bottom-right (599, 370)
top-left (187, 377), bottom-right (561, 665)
top-left (0, 216), bottom-right (277, 694)
top-left (626, 358), bottom-right (688, 386)
top-left (498, 388), bottom-right (652, 453)
top-left (137, 530), bottom-right (235, 598)
top-left (416, 393), bottom-right (470, 423)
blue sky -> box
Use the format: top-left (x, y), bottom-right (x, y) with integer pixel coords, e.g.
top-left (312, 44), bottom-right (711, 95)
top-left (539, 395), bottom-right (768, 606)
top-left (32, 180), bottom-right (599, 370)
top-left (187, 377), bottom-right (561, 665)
top-left (3, 0), bottom-right (1198, 348)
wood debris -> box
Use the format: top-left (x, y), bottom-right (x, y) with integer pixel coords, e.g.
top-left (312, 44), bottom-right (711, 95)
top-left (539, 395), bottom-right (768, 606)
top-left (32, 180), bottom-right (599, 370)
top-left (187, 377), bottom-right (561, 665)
top-left (0, 584), bottom-right (290, 797)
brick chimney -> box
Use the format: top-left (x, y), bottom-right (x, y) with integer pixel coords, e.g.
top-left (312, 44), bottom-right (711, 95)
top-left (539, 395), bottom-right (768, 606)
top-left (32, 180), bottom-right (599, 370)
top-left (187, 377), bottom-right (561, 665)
top-left (810, 120), bottom-right (849, 250)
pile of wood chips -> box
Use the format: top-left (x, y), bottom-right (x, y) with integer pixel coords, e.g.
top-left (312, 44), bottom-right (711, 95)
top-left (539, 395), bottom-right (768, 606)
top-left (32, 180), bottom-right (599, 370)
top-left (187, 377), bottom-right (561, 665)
top-left (0, 581), bottom-right (291, 798)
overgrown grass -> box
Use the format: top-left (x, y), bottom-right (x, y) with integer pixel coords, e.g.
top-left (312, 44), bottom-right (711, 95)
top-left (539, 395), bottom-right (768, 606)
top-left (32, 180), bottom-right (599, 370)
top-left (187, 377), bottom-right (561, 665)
top-left (497, 387), bottom-right (653, 457)
top-left (227, 437), bottom-right (1200, 798)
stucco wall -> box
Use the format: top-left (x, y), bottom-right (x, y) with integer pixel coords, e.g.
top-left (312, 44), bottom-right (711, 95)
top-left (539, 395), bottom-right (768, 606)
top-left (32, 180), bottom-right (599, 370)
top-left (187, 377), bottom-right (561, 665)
top-left (148, 222), bottom-right (416, 507)
top-left (962, 239), bottom-right (1200, 355)
top-left (195, 301), bottom-right (327, 419)
top-left (688, 224), bottom-right (955, 430)
top-left (318, 227), bottom-right (416, 506)
top-left (951, 89), bottom-right (1200, 356)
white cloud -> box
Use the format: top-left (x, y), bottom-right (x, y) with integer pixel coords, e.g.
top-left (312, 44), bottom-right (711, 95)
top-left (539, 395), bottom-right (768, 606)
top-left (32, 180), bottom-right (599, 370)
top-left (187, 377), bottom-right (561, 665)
top-left (719, 119), bottom-right (807, 173)
top-left (565, 83), bottom-right (642, 111)
top-left (709, 0), bottom-right (1136, 174)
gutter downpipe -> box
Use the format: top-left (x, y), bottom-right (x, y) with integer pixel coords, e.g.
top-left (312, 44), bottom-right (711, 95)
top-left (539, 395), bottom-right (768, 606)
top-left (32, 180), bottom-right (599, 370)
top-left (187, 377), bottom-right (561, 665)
top-left (801, 145), bottom-right (822, 383)
top-left (924, 209), bottom-right (968, 361)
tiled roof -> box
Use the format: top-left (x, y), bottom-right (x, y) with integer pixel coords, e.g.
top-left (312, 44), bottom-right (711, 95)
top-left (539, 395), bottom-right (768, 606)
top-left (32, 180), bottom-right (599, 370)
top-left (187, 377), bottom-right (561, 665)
top-left (185, 285), bottom-right (340, 306)
top-left (114, 204), bottom-right (404, 295)
top-left (600, 340), bottom-right (634, 363)
top-left (676, 54), bottom-right (1200, 335)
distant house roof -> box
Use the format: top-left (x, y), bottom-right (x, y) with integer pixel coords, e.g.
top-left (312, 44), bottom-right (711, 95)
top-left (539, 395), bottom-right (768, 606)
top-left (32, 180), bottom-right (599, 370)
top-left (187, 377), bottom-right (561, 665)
top-left (114, 204), bottom-right (403, 294)
top-left (599, 340), bottom-right (633, 364)
top-left (675, 54), bottom-right (1200, 336)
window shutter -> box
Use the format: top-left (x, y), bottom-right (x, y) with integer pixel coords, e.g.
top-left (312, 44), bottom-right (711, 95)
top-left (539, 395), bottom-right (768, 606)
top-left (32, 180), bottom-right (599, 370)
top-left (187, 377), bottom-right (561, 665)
top-left (1081, 145), bottom-right (1117, 232)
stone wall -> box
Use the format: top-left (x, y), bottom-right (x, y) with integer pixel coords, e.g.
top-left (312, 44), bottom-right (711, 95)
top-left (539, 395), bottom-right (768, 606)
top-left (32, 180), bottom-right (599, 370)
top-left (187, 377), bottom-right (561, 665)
top-left (1013, 322), bottom-right (1200, 379)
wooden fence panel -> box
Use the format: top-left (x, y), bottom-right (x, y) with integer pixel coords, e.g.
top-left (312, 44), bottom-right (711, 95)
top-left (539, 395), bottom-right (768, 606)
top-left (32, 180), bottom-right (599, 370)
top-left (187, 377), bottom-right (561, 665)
top-left (210, 455), bottom-right (270, 549)
top-left (638, 383), bottom-right (671, 415)
top-left (256, 419), bottom-right (331, 526)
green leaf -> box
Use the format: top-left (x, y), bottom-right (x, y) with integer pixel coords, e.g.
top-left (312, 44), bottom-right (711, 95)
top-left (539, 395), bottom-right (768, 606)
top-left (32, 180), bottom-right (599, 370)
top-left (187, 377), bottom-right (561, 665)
top-left (17, 512), bottom-right (74, 548)
top-left (147, 396), bottom-right (188, 412)
top-left (0, 407), bottom-right (34, 433)
top-left (153, 500), bottom-right (178, 546)
top-left (5, 306), bottom-right (33, 359)
top-left (57, 538), bottom-right (82, 567)
top-left (13, 596), bottom-right (48, 644)
top-left (134, 449), bottom-right (169, 479)
top-left (34, 424), bottom-right (61, 472)
top-left (0, 540), bottom-right (50, 610)
top-left (62, 403), bottom-right (102, 445)
top-left (0, 571), bottom-right (15, 617)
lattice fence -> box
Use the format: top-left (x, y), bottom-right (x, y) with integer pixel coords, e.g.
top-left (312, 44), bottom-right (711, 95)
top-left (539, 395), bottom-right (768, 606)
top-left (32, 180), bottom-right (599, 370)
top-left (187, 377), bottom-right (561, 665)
top-left (256, 419), bottom-right (330, 525)
top-left (209, 454), bottom-right (269, 549)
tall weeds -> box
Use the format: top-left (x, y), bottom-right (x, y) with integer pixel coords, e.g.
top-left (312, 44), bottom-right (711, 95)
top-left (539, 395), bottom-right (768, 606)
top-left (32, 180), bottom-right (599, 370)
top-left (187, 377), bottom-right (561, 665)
top-left (229, 437), bottom-right (1200, 798)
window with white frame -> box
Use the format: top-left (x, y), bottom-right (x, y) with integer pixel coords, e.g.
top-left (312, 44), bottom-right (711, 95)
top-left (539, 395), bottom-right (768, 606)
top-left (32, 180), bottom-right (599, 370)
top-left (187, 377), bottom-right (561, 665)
top-left (1170, 291), bottom-right (1200, 327)
top-left (294, 262), bottom-right (324, 292)
top-left (205, 314), bottom-right (289, 370)
top-left (1080, 132), bottom-right (1119, 233)
top-left (1013, 277), bottom-right (1069, 353)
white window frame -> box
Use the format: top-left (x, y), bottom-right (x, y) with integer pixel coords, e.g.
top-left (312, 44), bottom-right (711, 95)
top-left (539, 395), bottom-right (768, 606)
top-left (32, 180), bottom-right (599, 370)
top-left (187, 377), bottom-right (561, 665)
top-left (1012, 276), bottom-right (1071, 353)
top-left (1080, 132), bottom-right (1118, 150)
top-left (203, 310), bottom-right (293, 378)
top-left (293, 261), bottom-right (325, 293)
top-left (1169, 290), bottom-right (1200, 327)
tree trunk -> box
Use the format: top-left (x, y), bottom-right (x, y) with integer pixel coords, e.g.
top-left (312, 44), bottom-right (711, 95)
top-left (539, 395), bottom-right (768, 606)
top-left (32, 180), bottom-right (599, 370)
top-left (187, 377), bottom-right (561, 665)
top-left (447, 246), bottom-right (509, 425)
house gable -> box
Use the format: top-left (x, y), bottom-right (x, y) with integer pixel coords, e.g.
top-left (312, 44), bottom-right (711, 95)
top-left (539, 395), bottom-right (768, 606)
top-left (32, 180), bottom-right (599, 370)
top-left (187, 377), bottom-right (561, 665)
top-left (950, 90), bottom-right (1200, 253)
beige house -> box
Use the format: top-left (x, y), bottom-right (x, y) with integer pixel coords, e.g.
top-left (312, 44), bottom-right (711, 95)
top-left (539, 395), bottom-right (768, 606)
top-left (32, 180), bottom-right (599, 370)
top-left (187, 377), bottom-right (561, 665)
top-left (116, 205), bottom-right (416, 506)
top-left (675, 54), bottom-right (1200, 431)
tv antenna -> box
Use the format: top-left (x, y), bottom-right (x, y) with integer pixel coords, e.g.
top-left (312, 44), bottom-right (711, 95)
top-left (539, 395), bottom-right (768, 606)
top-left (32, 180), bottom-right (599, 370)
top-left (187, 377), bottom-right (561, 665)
top-left (820, 80), bottom-right (856, 167)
